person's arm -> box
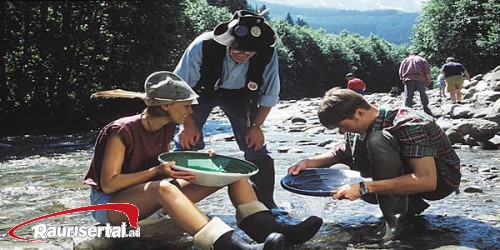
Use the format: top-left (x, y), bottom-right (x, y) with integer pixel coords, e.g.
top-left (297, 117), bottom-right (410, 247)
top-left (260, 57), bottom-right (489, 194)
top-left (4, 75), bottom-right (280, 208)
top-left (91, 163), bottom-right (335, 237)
top-left (398, 59), bottom-right (406, 80)
top-left (245, 49), bottom-right (280, 150)
top-left (100, 134), bottom-right (195, 194)
top-left (174, 36), bottom-right (204, 149)
top-left (258, 49), bottom-right (280, 108)
top-left (178, 114), bottom-right (201, 149)
top-left (332, 156), bottom-right (437, 200)
top-left (245, 106), bottom-right (271, 151)
top-left (173, 34), bottom-right (205, 86)
top-left (424, 60), bottom-right (431, 85)
top-left (288, 151), bottom-right (340, 175)
top-left (440, 64), bottom-right (447, 77)
top-left (462, 66), bottom-right (471, 80)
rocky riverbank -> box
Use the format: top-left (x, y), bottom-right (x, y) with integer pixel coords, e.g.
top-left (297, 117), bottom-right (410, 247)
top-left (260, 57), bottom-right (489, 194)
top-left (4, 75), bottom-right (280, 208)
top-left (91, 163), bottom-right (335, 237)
top-left (73, 66), bottom-right (500, 249)
top-left (3, 66), bottom-right (499, 249)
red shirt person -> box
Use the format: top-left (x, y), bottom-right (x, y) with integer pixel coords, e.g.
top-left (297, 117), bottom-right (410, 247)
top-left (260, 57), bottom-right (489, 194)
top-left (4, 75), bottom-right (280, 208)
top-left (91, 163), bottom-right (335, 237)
top-left (345, 73), bottom-right (366, 95)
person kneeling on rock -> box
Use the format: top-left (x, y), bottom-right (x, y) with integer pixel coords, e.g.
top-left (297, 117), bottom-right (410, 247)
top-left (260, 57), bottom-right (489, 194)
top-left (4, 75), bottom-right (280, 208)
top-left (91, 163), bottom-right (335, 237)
top-left (289, 88), bottom-right (461, 241)
top-left (84, 71), bottom-right (322, 250)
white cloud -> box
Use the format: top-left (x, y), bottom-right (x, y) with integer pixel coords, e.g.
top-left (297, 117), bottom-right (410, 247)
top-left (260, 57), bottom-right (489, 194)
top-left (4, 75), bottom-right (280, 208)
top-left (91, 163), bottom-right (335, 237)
top-left (256, 0), bottom-right (424, 12)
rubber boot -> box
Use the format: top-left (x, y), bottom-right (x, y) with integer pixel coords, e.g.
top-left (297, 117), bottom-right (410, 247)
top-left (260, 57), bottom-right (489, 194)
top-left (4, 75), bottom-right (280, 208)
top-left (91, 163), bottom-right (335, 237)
top-left (365, 130), bottom-right (409, 241)
top-left (407, 196), bottom-right (430, 216)
top-left (249, 157), bottom-right (287, 215)
top-left (237, 201), bottom-right (323, 245)
top-left (376, 193), bottom-right (408, 240)
top-left (193, 217), bottom-right (285, 250)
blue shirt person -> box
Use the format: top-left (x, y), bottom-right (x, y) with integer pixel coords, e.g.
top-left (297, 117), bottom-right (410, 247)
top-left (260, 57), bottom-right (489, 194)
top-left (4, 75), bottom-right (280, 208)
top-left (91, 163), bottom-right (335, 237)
top-left (173, 10), bottom-right (283, 213)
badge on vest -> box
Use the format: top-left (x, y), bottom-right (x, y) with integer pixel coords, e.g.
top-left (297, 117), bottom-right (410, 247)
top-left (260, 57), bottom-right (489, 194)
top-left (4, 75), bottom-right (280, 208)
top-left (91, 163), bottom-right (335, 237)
top-left (247, 81), bottom-right (258, 91)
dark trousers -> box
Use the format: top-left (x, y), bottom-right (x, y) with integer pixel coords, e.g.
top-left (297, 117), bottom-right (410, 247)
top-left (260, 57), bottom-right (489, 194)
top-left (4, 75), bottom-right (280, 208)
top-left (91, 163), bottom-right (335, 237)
top-left (360, 130), bottom-right (455, 206)
top-left (404, 80), bottom-right (429, 108)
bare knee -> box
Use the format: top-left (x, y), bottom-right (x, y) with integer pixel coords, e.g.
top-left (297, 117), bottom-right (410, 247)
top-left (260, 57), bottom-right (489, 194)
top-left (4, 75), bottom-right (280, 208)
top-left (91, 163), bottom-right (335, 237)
top-left (157, 179), bottom-right (183, 197)
top-left (230, 178), bottom-right (251, 187)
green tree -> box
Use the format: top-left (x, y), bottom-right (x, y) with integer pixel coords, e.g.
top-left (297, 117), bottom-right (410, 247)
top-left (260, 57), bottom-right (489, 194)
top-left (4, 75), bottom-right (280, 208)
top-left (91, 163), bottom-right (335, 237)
top-left (285, 12), bottom-right (294, 25)
top-left (413, 0), bottom-right (500, 74)
top-left (296, 17), bottom-right (308, 27)
top-left (1, 1), bottom-right (191, 134)
top-left (183, 0), bottom-right (231, 35)
top-left (206, 0), bottom-right (248, 13)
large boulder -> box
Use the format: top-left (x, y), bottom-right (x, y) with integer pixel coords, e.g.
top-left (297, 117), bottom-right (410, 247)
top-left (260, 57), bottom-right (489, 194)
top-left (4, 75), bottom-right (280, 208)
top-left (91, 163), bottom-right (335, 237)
top-left (445, 119), bottom-right (500, 143)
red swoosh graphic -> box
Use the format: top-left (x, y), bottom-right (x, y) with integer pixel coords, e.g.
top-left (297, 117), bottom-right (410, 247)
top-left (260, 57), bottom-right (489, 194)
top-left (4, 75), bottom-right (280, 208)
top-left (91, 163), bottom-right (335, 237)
top-left (8, 203), bottom-right (140, 242)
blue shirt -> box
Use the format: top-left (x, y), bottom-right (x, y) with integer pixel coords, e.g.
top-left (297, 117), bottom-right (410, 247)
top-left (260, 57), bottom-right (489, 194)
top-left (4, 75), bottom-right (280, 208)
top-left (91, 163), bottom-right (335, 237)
top-left (174, 32), bottom-right (281, 107)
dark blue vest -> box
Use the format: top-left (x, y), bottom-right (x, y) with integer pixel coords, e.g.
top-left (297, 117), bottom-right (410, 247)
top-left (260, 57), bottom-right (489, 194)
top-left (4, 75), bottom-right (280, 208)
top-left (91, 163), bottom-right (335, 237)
top-left (194, 38), bottom-right (274, 115)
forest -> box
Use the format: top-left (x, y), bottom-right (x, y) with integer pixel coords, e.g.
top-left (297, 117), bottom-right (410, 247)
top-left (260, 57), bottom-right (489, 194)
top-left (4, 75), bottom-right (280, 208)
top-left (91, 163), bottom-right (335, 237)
top-left (257, 2), bottom-right (419, 44)
top-left (1, 0), bottom-right (499, 135)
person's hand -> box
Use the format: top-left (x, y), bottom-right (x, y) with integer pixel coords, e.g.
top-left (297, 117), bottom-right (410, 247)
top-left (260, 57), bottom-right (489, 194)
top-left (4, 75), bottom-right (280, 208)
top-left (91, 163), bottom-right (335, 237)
top-left (332, 183), bottom-right (361, 201)
top-left (288, 159), bottom-right (308, 175)
top-left (206, 149), bottom-right (216, 157)
top-left (245, 126), bottom-right (265, 151)
top-left (158, 161), bottom-right (196, 181)
top-left (178, 122), bottom-right (200, 150)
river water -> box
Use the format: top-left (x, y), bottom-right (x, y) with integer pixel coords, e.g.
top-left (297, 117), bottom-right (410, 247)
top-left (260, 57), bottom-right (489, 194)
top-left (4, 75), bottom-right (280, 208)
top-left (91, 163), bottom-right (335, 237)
top-left (1, 104), bottom-right (499, 249)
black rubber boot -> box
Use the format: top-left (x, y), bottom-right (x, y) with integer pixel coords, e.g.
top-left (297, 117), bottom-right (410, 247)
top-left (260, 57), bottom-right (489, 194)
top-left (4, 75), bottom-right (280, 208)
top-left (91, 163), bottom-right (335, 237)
top-left (239, 211), bottom-right (323, 245)
top-left (249, 157), bottom-right (287, 215)
top-left (249, 157), bottom-right (277, 209)
top-left (213, 231), bottom-right (286, 250)
top-left (407, 196), bottom-right (430, 216)
top-left (365, 130), bottom-right (409, 241)
top-left (375, 193), bottom-right (408, 240)
top-left (194, 217), bottom-right (285, 250)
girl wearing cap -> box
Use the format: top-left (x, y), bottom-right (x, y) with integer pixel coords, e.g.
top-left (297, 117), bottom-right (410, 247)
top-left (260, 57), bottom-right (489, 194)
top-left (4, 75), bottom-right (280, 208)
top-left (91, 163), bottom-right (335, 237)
top-left (83, 71), bottom-right (322, 250)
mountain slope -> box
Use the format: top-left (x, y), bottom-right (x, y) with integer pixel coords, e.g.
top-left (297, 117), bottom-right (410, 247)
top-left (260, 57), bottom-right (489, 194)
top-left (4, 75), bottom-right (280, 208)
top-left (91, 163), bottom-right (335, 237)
top-left (261, 2), bottom-right (418, 44)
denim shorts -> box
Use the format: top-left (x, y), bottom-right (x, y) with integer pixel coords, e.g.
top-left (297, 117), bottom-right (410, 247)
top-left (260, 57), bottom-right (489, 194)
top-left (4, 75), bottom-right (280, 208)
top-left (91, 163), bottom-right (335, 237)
top-left (90, 187), bottom-right (113, 224)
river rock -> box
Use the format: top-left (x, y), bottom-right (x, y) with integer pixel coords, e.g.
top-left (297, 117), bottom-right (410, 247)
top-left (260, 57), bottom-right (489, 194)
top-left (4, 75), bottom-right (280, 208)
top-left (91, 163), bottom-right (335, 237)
top-left (74, 218), bottom-right (192, 250)
top-left (445, 119), bottom-right (500, 143)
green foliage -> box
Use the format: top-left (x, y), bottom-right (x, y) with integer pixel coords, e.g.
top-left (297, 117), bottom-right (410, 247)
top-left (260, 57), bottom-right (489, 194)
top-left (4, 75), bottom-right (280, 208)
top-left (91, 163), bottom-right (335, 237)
top-left (0, 0), bottom-right (414, 134)
top-left (257, 2), bottom-right (418, 44)
top-left (206, 0), bottom-right (249, 13)
top-left (183, 0), bottom-right (232, 35)
top-left (413, 0), bottom-right (500, 75)
top-left (273, 19), bottom-right (407, 98)
top-left (1, 0), bottom-right (191, 134)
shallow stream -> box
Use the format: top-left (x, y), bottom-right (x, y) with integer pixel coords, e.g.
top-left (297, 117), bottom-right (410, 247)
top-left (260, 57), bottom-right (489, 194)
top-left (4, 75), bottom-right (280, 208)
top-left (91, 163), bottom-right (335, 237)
top-left (1, 116), bottom-right (499, 249)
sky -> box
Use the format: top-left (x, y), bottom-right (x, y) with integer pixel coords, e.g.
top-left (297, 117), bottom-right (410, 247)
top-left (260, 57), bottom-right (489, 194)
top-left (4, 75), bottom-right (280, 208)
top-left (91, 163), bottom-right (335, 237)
top-left (256, 0), bottom-right (426, 12)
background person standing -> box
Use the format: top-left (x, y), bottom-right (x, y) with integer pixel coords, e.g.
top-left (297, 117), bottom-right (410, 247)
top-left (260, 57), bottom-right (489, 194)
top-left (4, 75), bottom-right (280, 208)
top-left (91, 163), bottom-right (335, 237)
top-left (398, 51), bottom-right (433, 116)
top-left (440, 57), bottom-right (471, 104)
top-left (436, 73), bottom-right (446, 98)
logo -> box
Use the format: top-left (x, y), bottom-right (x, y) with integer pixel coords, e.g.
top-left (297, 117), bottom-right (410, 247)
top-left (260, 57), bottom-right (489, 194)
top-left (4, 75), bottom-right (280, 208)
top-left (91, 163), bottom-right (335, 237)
top-left (8, 203), bottom-right (140, 242)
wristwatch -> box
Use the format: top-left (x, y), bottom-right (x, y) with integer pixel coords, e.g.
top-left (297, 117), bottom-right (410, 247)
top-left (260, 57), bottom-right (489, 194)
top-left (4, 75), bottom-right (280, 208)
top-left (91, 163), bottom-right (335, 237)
top-left (251, 123), bottom-right (263, 129)
top-left (359, 182), bottom-right (369, 196)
